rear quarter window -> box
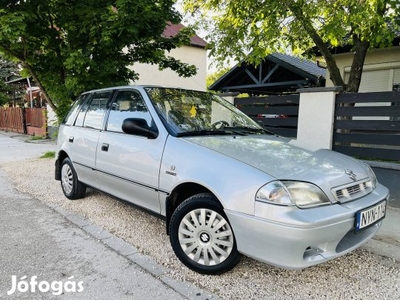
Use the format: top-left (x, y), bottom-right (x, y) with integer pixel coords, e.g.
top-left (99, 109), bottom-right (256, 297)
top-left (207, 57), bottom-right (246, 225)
top-left (62, 94), bottom-right (90, 126)
top-left (75, 91), bottom-right (112, 129)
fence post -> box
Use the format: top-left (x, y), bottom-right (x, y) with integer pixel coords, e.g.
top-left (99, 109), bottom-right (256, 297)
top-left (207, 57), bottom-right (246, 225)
top-left (291, 87), bottom-right (342, 150)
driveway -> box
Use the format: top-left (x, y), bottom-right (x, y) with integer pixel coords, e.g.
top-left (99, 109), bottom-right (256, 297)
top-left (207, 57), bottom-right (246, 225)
top-left (371, 166), bottom-right (400, 209)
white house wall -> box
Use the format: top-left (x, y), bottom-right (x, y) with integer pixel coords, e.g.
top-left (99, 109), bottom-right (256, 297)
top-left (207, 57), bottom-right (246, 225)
top-left (325, 46), bottom-right (400, 121)
top-left (325, 46), bottom-right (400, 92)
top-left (130, 45), bottom-right (207, 91)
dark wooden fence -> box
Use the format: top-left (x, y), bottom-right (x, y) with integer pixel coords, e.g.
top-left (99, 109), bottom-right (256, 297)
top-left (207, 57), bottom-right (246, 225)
top-left (234, 94), bottom-right (299, 137)
top-left (234, 91), bottom-right (400, 162)
top-left (333, 91), bottom-right (400, 162)
top-left (0, 107), bottom-right (47, 136)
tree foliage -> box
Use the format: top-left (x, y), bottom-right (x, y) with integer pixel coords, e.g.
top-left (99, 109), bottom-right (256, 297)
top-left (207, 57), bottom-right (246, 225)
top-left (183, 0), bottom-right (400, 92)
top-left (0, 55), bottom-right (20, 106)
top-left (206, 67), bottom-right (231, 91)
top-left (0, 0), bottom-right (197, 119)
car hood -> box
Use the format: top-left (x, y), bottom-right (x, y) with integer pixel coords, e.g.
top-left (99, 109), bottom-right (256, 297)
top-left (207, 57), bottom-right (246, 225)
top-left (185, 134), bottom-right (369, 189)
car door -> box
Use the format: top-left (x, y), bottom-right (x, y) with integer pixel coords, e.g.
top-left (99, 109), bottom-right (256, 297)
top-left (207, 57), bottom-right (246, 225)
top-left (95, 89), bottom-right (165, 213)
top-left (66, 90), bottom-right (113, 187)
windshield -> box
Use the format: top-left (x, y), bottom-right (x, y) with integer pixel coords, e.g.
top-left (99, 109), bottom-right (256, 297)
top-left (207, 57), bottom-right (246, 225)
top-left (145, 87), bottom-right (265, 136)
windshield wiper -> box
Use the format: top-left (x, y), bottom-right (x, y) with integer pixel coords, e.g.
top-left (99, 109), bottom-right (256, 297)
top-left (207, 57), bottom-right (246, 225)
top-left (176, 130), bottom-right (235, 137)
top-left (223, 126), bottom-right (273, 135)
top-left (175, 126), bottom-right (271, 137)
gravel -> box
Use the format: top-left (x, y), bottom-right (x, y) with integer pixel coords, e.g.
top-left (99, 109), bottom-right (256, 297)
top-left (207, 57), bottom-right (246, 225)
top-left (2, 157), bottom-right (400, 299)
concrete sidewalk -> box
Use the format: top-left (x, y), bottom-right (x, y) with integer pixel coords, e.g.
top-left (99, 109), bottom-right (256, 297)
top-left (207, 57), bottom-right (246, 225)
top-left (0, 169), bottom-right (212, 299)
top-left (369, 161), bottom-right (400, 209)
top-left (365, 161), bottom-right (400, 262)
top-left (364, 207), bottom-right (400, 263)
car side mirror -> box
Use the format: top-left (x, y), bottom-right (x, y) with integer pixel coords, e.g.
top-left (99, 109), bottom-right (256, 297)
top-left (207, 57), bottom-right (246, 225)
top-left (122, 118), bottom-right (158, 139)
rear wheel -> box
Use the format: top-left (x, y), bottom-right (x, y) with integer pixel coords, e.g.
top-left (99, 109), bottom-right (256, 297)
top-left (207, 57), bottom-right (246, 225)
top-left (61, 157), bottom-right (86, 200)
top-left (169, 193), bottom-right (241, 274)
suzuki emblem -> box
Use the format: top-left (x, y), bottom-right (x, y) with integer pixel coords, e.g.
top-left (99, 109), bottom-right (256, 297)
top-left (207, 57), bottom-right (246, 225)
top-left (200, 233), bottom-right (210, 243)
top-left (345, 169), bottom-right (357, 181)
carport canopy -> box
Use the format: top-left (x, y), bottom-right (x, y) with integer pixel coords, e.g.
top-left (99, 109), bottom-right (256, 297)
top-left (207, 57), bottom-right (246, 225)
top-left (209, 53), bottom-right (326, 95)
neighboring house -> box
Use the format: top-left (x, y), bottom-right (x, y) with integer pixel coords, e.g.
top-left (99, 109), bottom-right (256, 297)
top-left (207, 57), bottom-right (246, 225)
top-left (4, 77), bottom-right (39, 107)
top-left (209, 53), bottom-right (326, 95)
top-left (323, 37), bottom-right (400, 120)
top-left (131, 23), bottom-right (208, 91)
top-left (324, 37), bottom-right (400, 92)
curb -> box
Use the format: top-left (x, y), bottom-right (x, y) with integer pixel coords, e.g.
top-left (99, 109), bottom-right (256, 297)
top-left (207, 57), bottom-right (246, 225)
top-left (364, 206), bottom-right (400, 264)
top-left (364, 160), bottom-right (400, 171)
top-left (48, 204), bottom-right (218, 300)
top-left (0, 131), bottom-right (56, 145)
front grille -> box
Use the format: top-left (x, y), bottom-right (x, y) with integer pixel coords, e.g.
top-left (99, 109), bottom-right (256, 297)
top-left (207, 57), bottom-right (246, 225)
top-left (332, 180), bottom-right (373, 202)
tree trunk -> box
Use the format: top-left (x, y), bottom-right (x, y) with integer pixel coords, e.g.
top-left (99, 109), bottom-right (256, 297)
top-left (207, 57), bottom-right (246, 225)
top-left (345, 35), bottom-right (369, 93)
top-left (287, 2), bottom-right (345, 89)
top-left (0, 44), bottom-right (58, 113)
top-left (22, 63), bottom-right (58, 113)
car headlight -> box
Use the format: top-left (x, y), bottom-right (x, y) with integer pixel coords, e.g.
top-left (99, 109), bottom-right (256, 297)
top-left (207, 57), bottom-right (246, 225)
top-left (256, 181), bottom-right (331, 208)
top-left (364, 163), bottom-right (377, 189)
top-left (255, 181), bottom-right (293, 206)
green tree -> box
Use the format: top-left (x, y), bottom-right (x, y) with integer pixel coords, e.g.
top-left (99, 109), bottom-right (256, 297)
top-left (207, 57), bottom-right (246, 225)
top-left (0, 55), bottom-right (20, 106)
top-left (0, 80), bottom-right (8, 106)
top-left (206, 67), bottom-right (231, 91)
top-left (183, 0), bottom-right (400, 92)
top-left (0, 0), bottom-right (197, 119)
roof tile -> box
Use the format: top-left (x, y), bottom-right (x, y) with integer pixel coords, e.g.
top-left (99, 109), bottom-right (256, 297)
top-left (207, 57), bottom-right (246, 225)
top-left (163, 23), bottom-right (207, 48)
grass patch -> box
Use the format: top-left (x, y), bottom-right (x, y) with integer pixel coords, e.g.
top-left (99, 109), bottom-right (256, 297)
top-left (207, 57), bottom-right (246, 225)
top-left (30, 135), bottom-right (46, 140)
top-left (40, 151), bottom-right (55, 159)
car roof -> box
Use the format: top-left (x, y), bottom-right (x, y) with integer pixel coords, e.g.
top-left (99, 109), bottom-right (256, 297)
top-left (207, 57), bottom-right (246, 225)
top-left (80, 85), bottom-right (205, 95)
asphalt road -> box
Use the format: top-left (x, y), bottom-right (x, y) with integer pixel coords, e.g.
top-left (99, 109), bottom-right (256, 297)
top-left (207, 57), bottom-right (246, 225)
top-left (371, 167), bottom-right (400, 208)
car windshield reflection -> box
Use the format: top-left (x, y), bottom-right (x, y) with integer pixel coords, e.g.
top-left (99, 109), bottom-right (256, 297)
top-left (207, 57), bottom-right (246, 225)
top-left (145, 87), bottom-right (265, 136)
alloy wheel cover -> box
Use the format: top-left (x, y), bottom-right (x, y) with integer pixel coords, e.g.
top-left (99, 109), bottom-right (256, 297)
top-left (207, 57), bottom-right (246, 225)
top-left (178, 208), bottom-right (234, 266)
top-left (61, 164), bottom-right (74, 194)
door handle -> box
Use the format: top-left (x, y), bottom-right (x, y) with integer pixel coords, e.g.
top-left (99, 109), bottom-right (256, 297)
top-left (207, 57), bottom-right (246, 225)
top-left (68, 136), bottom-right (74, 143)
top-left (101, 143), bottom-right (109, 152)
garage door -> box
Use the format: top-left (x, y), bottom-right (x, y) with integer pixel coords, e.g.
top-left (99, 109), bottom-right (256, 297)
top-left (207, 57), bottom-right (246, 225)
top-left (345, 68), bottom-right (400, 92)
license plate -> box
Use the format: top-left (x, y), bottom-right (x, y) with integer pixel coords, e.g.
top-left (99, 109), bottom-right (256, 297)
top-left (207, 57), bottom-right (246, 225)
top-left (355, 200), bottom-right (386, 231)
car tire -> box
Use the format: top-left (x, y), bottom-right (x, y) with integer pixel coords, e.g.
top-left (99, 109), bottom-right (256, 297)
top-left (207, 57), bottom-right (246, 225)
top-left (169, 193), bottom-right (241, 275)
top-left (60, 157), bottom-right (86, 200)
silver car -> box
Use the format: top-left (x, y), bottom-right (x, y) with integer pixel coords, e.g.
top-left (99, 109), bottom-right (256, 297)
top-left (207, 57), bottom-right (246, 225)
top-left (55, 86), bottom-right (389, 274)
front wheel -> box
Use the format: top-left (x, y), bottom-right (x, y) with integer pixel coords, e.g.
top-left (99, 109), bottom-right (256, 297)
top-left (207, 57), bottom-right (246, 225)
top-left (60, 157), bottom-right (86, 200)
top-left (169, 193), bottom-right (241, 274)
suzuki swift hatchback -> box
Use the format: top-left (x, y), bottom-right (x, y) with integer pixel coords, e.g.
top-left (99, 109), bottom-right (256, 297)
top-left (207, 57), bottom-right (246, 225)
top-left (55, 86), bottom-right (389, 274)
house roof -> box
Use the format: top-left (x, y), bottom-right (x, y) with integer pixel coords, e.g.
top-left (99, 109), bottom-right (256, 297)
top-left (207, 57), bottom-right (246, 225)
top-left (209, 53), bottom-right (326, 95)
top-left (5, 77), bottom-right (30, 85)
top-left (269, 53), bottom-right (326, 78)
top-left (163, 23), bottom-right (207, 49)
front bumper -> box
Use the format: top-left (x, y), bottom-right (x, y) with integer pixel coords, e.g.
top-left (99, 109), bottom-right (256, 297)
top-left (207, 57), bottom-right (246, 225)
top-left (226, 184), bottom-right (389, 269)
